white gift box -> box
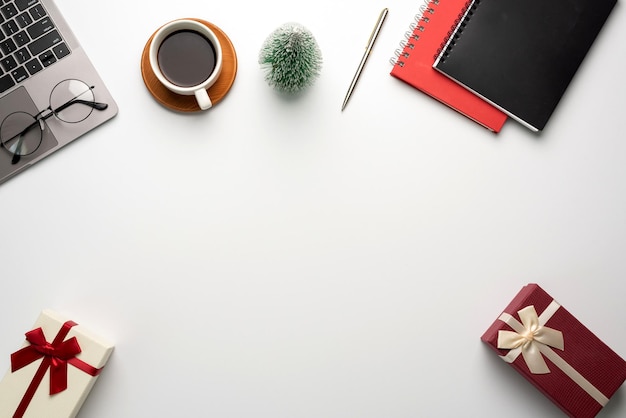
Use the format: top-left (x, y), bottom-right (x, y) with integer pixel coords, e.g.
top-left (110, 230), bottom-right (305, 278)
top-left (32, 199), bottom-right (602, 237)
top-left (0, 310), bottom-right (114, 418)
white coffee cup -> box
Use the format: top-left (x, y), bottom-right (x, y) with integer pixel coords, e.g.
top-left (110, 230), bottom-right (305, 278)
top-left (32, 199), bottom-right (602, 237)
top-left (149, 19), bottom-right (223, 110)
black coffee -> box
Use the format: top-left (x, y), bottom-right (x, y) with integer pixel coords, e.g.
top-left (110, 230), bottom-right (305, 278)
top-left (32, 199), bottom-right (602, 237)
top-left (157, 30), bottom-right (217, 87)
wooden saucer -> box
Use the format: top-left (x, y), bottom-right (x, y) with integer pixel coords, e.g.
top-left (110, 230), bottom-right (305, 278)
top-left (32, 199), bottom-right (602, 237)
top-left (141, 19), bottom-right (238, 112)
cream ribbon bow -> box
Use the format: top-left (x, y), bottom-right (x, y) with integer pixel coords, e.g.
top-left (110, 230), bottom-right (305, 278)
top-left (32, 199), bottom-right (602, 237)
top-left (497, 305), bottom-right (564, 374)
top-left (496, 302), bottom-right (609, 406)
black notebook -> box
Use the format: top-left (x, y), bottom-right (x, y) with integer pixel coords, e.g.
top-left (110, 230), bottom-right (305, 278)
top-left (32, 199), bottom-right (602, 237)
top-left (433, 0), bottom-right (617, 131)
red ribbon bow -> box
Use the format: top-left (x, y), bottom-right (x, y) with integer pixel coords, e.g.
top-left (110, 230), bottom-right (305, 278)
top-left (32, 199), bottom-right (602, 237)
top-left (10, 320), bottom-right (103, 418)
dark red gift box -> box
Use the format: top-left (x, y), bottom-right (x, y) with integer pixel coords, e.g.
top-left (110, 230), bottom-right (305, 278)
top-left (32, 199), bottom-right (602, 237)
top-left (481, 284), bottom-right (626, 418)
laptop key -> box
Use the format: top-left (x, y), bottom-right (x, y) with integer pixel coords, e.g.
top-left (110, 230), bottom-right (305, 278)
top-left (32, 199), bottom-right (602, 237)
top-left (24, 56), bottom-right (41, 74)
top-left (14, 30), bottom-right (29, 47)
top-left (0, 37), bottom-right (16, 54)
top-left (15, 12), bottom-right (32, 28)
top-left (0, 4), bottom-right (17, 19)
top-left (52, 42), bottom-right (68, 59)
top-left (27, 29), bottom-right (60, 55)
top-left (39, 49), bottom-right (55, 66)
top-left (16, 0), bottom-right (40, 12)
top-left (14, 46), bottom-right (30, 63)
top-left (26, 16), bottom-right (53, 39)
top-left (0, 54), bottom-right (17, 71)
top-left (0, 72), bottom-right (15, 93)
top-left (2, 19), bottom-right (18, 35)
top-left (28, 4), bottom-right (45, 20)
top-left (11, 65), bottom-right (27, 83)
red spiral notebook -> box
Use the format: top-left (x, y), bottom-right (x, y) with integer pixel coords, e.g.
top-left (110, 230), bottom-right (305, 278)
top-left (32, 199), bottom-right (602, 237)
top-left (390, 0), bottom-right (507, 132)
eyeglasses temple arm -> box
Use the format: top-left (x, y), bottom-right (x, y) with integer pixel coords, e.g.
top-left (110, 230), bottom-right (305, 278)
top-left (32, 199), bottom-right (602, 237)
top-left (11, 139), bottom-right (23, 164)
top-left (52, 99), bottom-right (108, 116)
top-left (9, 119), bottom-right (44, 164)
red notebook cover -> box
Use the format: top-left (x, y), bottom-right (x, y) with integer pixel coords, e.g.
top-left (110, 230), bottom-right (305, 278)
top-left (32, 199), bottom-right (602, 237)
top-left (390, 0), bottom-right (507, 132)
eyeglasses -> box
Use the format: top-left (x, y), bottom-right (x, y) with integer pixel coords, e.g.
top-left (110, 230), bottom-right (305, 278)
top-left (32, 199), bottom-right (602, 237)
top-left (0, 79), bottom-right (108, 165)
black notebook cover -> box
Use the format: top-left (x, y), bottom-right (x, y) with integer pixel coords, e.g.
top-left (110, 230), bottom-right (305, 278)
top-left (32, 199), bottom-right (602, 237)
top-left (433, 0), bottom-right (617, 131)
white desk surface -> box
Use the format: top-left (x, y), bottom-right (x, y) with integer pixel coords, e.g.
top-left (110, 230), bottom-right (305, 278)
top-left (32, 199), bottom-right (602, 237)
top-left (1, 1), bottom-right (625, 417)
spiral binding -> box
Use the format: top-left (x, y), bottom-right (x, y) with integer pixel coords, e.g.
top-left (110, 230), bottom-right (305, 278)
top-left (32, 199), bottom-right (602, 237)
top-left (390, 0), bottom-right (439, 66)
top-left (437, 0), bottom-right (480, 64)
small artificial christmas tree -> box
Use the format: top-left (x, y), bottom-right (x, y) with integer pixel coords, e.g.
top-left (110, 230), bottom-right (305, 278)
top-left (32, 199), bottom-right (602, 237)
top-left (258, 23), bottom-right (323, 94)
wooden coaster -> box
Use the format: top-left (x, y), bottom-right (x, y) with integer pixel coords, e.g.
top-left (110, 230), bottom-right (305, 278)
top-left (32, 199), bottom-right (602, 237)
top-left (141, 19), bottom-right (238, 112)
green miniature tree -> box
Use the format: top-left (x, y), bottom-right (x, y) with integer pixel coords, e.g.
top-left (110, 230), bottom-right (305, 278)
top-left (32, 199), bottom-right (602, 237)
top-left (259, 23), bottom-right (323, 94)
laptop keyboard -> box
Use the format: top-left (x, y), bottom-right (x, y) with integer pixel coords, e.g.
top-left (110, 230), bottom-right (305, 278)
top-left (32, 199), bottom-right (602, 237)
top-left (0, 0), bottom-right (70, 94)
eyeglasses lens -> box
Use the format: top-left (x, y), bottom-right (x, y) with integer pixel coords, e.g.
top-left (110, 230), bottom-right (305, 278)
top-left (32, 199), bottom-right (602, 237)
top-left (50, 79), bottom-right (96, 123)
top-left (0, 112), bottom-right (42, 157)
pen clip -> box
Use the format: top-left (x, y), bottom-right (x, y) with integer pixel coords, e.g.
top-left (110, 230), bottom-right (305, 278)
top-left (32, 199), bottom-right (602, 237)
top-left (366, 8), bottom-right (389, 49)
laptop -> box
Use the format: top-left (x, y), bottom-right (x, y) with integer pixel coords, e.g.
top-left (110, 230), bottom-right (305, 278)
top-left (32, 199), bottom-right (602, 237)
top-left (0, 0), bottom-right (117, 184)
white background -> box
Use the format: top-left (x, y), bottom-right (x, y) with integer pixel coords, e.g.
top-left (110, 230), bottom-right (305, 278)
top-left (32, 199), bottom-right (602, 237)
top-left (1, 0), bottom-right (625, 417)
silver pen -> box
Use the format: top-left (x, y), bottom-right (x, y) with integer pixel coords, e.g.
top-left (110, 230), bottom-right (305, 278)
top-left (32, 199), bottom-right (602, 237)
top-left (341, 8), bottom-right (389, 111)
